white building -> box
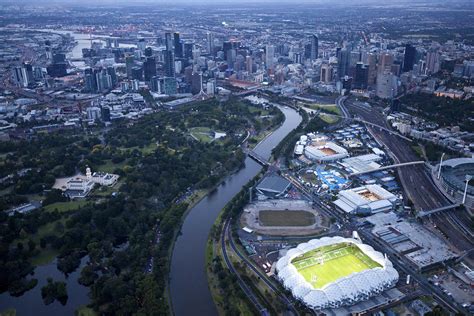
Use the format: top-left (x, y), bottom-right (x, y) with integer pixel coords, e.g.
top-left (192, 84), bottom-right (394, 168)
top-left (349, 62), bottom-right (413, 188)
top-left (304, 142), bottom-right (348, 162)
top-left (334, 184), bottom-right (399, 215)
top-left (276, 236), bottom-right (399, 310)
top-left (89, 171), bottom-right (119, 186)
top-left (340, 154), bottom-right (382, 174)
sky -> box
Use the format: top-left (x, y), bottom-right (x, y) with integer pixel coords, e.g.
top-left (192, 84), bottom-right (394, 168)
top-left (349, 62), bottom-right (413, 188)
top-left (0, 0), bottom-right (469, 6)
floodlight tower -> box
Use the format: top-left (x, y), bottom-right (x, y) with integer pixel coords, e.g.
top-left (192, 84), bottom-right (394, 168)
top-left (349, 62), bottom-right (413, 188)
top-left (462, 175), bottom-right (472, 205)
top-left (437, 153), bottom-right (445, 180)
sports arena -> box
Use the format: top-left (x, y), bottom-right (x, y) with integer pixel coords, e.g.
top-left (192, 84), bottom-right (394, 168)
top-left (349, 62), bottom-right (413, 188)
top-left (276, 236), bottom-right (398, 310)
top-left (439, 157), bottom-right (474, 210)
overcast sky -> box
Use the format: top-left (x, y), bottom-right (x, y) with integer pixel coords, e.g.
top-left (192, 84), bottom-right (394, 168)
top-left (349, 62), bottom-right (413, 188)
top-left (0, 0), bottom-right (464, 4)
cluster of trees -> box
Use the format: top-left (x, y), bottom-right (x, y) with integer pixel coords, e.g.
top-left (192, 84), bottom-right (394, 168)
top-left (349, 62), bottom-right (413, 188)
top-left (1, 98), bottom-right (284, 314)
top-left (0, 209), bottom-right (62, 295)
top-left (400, 93), bottom-right (474, 132)
top-left (41, 278), bottom-right (68, 305)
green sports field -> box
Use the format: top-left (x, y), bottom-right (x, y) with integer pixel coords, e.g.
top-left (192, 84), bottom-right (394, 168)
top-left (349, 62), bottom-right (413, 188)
top-left (291, 243), bottom-right (381, 289)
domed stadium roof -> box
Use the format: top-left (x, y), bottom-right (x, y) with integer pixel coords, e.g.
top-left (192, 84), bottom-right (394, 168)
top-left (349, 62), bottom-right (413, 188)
top-left (276, 236), bottom-right (399, 310)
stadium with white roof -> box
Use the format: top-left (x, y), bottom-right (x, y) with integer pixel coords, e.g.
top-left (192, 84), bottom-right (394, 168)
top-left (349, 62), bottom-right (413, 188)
top-left (276, 236), bottom-right (399, 310)
top-left (334, 184), bottom-right (399, 215)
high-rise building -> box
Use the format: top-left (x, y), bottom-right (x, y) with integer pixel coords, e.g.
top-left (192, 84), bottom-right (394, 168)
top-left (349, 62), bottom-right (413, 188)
top-left (12, 66), bottom-right (25, 87)
top-left (376, 71), bottom-right (397, 99)
top-left (14, 63), bottom-right (34, 88)
top-left (163, 50), bottom-right (175, 77)
top-left (163, 77), bottom-right (177, 95)
top-left (207, 32), bottom-right (215, 55)
top-left (425, 49), bottom-right (440, 74)
top-left (206, 79), bottom-right (215, 96)
top-left (184, 42), bottom-right (193, 59)
top-left (46, 63), bottom-right (67, 77)
top-left (144, 57), bottom-right (157, 81)
top-left (403, 44), bottom-right (416, 72)
top-left (165, 32), bottom-right (173, 51)
top-left (367, 53), bottom-right (377, 87)
top-left (125, 54), bottom-right (135, 79)
top-left (266, 45), bottom-right (275, 70)
top-left (246, 55), bottom-right (253, 73)
top-left (150, 76), bottom-right (161, 93)
top-left (337, 49), bottom-right (350, 78)
top-left (320, 63), bottom-right (333, 83)
top-left (132, 66), bottom-right (143, 81)
top-left (84, 68), bottom-right (97, 92)
top-left (378, 52), bottom-right (394, 74)
top-left (353, 62), bottom-right (368, 90)
top-left (191, 72), bottom-right (202, 95)
top-left (223, 40), bottom-right (240, 61)
top-left (107, 66), bottom-right (117, 86)
top-left (101, 106), bottom-right (111, 122)
top-left (174, 32), bottom-right (182, 58)
top-left (310, 34), bottom-right (319, 60)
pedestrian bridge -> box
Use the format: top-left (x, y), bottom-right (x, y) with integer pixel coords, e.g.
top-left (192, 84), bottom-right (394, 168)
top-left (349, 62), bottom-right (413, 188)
top-left (247, 151), bottom-right (270, 166)
top-left (350, 161), bottom-right (426, 176)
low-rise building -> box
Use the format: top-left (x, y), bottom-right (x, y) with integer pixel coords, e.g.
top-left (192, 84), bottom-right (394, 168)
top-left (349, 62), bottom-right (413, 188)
top-left (334, 184), bottom-right (399, 215)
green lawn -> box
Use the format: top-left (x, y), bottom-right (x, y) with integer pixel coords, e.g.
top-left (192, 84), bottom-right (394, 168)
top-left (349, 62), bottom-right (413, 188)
top-left (189, 127), bottom-right (214, 143)
top-left (319, 113), bottom-right (340, 124)
top-left (0, 308), bottom-right (16, 316)
top-left (306, 103), bottom-right (342, 115)
top-left (97, 159), bottom-right (127, 173)
top-left (291, 243), bottom-right (381, 289)
top-left (44, 200), bottom-right (89, 213)
top-left (259, 210), bottom-right (315, 227)
top-left (76, 306), bottom-right (97, 316)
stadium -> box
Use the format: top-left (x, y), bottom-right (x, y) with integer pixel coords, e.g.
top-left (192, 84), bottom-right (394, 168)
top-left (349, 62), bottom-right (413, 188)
top-left (304, 141), bottom-right (349, 162)
top-left (276, 236), bottom-right (399, 310)
top-left (439, 157), bottom-right (474, 210)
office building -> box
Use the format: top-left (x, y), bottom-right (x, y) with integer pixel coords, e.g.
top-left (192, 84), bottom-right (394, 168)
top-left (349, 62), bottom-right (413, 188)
top-left (191, 72), bottom-right (202, 95)
top-left (353, 62), bottom-right (368, 90)
top-left (376, 71), bottom-right (397, 99)
top-left (163, 77), bottom-right (177, 95)
top-left (144, 57), bottom-right (157, 81)
top-left (337, 49), bottom-right (350, 78)
top-left (165, 32), bottom-right (173, 51)
top-left (403, 44), bottom-right (416, 72)
top-left (174, 32), bottom-right (182, 58)
top-left (163, 50), bottom-right (175, 77)
top-left (266, 44), bottom-right (275, 70)
top-left (207, 32), bottom-right (214, 55)
top-left (310, 34), bottom-right (319, 60)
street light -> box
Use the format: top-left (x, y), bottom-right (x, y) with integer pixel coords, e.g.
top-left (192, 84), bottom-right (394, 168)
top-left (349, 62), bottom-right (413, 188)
top-left (462, 175), bottom-right (472, 205)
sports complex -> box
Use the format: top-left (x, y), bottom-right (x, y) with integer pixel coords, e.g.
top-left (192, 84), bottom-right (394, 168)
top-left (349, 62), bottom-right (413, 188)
top-left (276, 236), bottom-right (399, 310)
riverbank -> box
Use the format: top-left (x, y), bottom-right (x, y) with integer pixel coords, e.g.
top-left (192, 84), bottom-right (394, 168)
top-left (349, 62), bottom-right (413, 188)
top-left (166, 110), bottom-right (285, 315)
top-left (169, 105), bottom-right (302, 316)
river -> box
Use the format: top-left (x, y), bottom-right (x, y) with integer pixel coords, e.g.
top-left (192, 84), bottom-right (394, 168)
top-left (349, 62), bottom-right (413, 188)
top-left (169, 106), bottom-right (302, 316)
top-left (30, 28), bottom-right (136, 68)
top-left (0, 257), bottom-right (90, 315)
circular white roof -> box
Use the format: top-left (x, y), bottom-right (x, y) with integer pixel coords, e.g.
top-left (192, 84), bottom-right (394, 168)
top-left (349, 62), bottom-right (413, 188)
top-left (276, 236), bottom-right (399, 310)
